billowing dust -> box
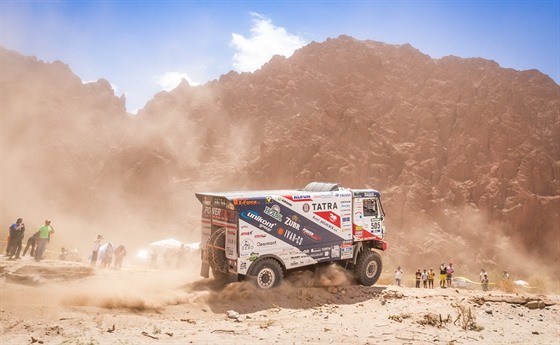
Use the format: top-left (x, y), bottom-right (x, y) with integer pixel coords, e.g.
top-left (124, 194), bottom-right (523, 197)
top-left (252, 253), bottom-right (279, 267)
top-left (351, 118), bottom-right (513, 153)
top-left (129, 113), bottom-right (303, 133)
top-left (1, 259), bottom-right (368, 316)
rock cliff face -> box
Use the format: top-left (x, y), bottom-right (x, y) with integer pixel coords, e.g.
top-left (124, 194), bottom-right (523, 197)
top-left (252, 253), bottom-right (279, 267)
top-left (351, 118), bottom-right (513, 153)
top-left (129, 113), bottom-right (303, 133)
top-left (1, 36), bottom-right (558, 275)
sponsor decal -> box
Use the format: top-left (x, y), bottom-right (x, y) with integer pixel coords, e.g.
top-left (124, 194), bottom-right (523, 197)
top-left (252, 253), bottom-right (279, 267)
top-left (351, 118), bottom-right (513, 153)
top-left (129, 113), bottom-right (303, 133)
top-left (254, 234), bottom-right (267, 238)
top-left (277, 227), bottom-right (303, 245)
top-left (233, 198), bottom-right (259, 206)
top-left (332, 245), bottom-right (340, 258)
top-left (257, 240), bottom-right (277, 247)
top-left (249, 252), bottom-right (259, 261)
top-left (240, 261), bottom-right (247, 270)
top-left (302, 203), bottom-right (310, 212)
top-left (240, 211), bottom-right (277, 232)
top-left (240, 231), bottom-right (253, 236)
top-left (276, 197), bottom-right (293, 207)
top-left (314, 211), bottom-right (341, 228)
top-left (241, 239), bottom-right (254, 251)
top-left (212, 198), bottom-right (228, 207)
top-left (311, 202), bottom-right (338, 211)
top-left (264, 205), bottom-right (283, 221)
top-left (342, 216), bottom-right (350, 223)
top-left (341, 245), bottom-right (353, 259)
top-left (284, 216), bottom-right (301, 230)
top-left (289, 194), bottom-right (313, 202)
top-left (213, 208), bottom-right (225, 217)
top-left (302, 228), bottom-right (321, 241)
top-left (309, 251), bottom-right (330, 259)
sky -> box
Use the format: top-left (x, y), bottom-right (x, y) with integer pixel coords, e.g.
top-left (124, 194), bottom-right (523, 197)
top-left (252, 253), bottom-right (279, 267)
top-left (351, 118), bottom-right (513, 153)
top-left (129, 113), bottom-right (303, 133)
top-left (2, 1), bottom-right (559, 113)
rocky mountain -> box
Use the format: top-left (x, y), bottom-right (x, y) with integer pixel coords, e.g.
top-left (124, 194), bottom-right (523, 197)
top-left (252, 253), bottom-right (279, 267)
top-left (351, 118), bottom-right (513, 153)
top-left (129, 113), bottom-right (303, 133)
top-left (1, 36), bottom-right (558, 277)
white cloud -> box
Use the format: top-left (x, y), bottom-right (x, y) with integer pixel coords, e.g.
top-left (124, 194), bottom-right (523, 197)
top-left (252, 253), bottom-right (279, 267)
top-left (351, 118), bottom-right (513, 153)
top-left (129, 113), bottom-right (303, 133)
top-left (231, 13), bottom-right (306, 72)
top-left (155, 72), bottom-right (200, 91)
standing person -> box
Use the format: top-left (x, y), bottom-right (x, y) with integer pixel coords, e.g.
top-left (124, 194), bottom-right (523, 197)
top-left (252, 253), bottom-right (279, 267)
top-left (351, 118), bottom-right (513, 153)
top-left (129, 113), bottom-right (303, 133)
top-left (91, 235), bottom-right (103, 267)
top-left (394, 266), bottom-right (403, 286)
top-left (482, 272), bottom-right (489, 291)
top-left (34, 220), bottom-right (54, 262)
top-left (502, 271), bottom-right (510, 280)
top-left (415, 269), bottom-right (422, 288)
top-left (113, 245), bottom-right (127, 269)
top-left (8, 218), bottom-right (25, 260)
top-left (23, 231), bottom-right (40, 257)
top-left (101, 242), bottom-right (114, 268)
top-left (446, 263), bottom-right (454, 287)
top-left (439, 263), bottom-right (447, 288)
top-left (6, 218), bottom-right (24, 257)
top-left (428, 268), bottom-right (435, 288)
top-left (422, 269), bottom-right (428, 288)
top-left (480, 269), bottom-right (489, 291)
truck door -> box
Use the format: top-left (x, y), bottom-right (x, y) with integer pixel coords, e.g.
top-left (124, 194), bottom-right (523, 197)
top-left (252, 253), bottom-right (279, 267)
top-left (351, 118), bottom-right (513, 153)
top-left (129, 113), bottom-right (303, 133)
top-left (360, 197), bottom-right (385, 240)
top-left (353, 196), bottom-right (384, 241)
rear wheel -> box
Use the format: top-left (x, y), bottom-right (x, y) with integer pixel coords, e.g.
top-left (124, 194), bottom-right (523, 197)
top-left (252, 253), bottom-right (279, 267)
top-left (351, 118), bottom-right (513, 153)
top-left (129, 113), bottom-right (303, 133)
top-left (354, 250), bottom-right (382, 286)
top-left (249, 258), bottom-right (283, 289)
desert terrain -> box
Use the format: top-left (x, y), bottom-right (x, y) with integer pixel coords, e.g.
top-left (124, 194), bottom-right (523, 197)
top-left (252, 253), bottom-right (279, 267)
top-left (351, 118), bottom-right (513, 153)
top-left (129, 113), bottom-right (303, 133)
top-left (1, 254), bottom-right (558, 345)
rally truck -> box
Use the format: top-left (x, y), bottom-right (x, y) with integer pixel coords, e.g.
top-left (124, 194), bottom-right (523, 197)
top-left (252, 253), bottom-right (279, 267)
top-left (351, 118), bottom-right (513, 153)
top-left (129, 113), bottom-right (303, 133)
top-left (195, 182), bottom-right (387, 289)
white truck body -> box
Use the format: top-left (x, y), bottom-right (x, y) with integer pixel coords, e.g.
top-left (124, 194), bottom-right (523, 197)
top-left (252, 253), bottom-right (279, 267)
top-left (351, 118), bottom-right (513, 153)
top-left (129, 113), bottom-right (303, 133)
top-left (196, 182), bottom-right (386, 288)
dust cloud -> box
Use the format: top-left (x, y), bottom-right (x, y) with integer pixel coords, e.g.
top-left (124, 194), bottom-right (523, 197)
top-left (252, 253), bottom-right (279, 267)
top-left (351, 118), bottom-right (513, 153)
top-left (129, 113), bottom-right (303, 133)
top-left (385, 204), bottom-right (560, 293)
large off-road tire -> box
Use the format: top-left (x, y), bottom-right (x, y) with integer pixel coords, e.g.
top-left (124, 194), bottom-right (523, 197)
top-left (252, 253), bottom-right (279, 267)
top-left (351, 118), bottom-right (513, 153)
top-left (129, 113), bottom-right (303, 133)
top-left (248, 258), bottom-right (284, 289)
top-left (207, 228), bottom-right (228, 282)
top-left (354, 250), bottom-right (382, 286)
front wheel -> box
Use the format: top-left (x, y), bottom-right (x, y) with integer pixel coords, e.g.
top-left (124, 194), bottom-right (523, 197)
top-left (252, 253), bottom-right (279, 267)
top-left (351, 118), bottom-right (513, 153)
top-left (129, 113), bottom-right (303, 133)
top-left (248, 258), bottom-right (284, 289)
top-left (354, 250), bottom-right (382, 286)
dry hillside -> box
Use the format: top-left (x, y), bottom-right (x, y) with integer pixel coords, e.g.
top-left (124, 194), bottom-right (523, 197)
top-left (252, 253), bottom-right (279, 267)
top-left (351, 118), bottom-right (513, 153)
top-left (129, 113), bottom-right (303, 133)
top-left (1, 35), bottom-right (558, 282)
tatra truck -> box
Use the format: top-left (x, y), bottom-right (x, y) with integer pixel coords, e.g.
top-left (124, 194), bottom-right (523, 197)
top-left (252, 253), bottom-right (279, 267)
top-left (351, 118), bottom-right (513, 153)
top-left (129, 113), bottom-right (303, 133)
top-left (195, 182), bottom-right (387, 289)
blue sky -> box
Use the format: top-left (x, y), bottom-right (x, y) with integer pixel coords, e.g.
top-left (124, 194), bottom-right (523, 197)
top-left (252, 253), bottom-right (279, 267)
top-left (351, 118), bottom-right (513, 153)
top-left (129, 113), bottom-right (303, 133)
top-left (2, 1), bottom-right (559, 113)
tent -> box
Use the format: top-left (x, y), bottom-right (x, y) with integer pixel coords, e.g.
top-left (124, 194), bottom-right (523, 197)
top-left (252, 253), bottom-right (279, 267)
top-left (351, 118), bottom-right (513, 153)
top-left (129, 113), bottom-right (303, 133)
top-left (149, 238), bottom-right (185, 249)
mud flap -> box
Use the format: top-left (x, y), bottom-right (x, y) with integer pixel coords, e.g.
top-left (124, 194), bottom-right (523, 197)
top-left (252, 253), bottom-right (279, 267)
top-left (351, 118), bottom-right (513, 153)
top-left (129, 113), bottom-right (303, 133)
top-left (227, 271), bottom-right (239, 283)
top-left (200, 261), bottom-right (210, 278)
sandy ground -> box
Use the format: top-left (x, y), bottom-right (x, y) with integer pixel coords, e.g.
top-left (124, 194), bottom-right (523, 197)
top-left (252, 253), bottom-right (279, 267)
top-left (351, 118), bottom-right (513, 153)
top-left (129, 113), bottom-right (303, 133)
top-left (1, 256), bottom-right (559, 345)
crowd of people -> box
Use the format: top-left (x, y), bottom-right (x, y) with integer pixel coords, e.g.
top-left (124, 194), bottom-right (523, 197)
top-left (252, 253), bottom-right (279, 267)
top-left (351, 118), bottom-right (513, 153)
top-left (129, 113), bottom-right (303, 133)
top-left (89, 234), bottom-right (127, 269)
top-left (3, 217), bottom-right (127, 268)
top-left (394, 262), bottom-right (499, 291)
top-left (4, 218), bottom-right (54, 262)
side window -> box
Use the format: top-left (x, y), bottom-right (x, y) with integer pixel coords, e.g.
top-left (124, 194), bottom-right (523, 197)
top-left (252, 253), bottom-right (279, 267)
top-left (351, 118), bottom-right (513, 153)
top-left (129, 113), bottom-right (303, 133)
top-left (363, 199), bottom-right (378, 217)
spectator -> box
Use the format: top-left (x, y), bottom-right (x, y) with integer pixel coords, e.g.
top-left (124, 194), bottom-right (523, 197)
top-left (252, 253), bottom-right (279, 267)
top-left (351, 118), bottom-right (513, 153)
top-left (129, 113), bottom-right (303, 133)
top-left (394, 266), bottom-right (403, 286)
top-left (23, 231), bottom-right (39, 257)
top-left (439, 263), bottom-right (447, 288)
top-left (91, 235), bottom-right (103, 267)
top-left (427, 268), bottom-right (435, 288)
top-left (422, 269), bottom-right (428, 288)
top-left (446, 263), bottom-right (454, 287)
top-left (8, 218), bottom-right (25, 260)
top-left (113, 245), bottom-right (127, 268)
top-left (35, 220), bottom-right (54, 262)
top-left (415, 269), bottom-right (422, 288)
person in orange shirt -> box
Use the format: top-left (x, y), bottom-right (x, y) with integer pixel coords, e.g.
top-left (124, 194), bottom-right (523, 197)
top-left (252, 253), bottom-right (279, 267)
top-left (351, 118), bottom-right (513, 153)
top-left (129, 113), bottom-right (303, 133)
top-left (427, 268), bottom-right (435, 288)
